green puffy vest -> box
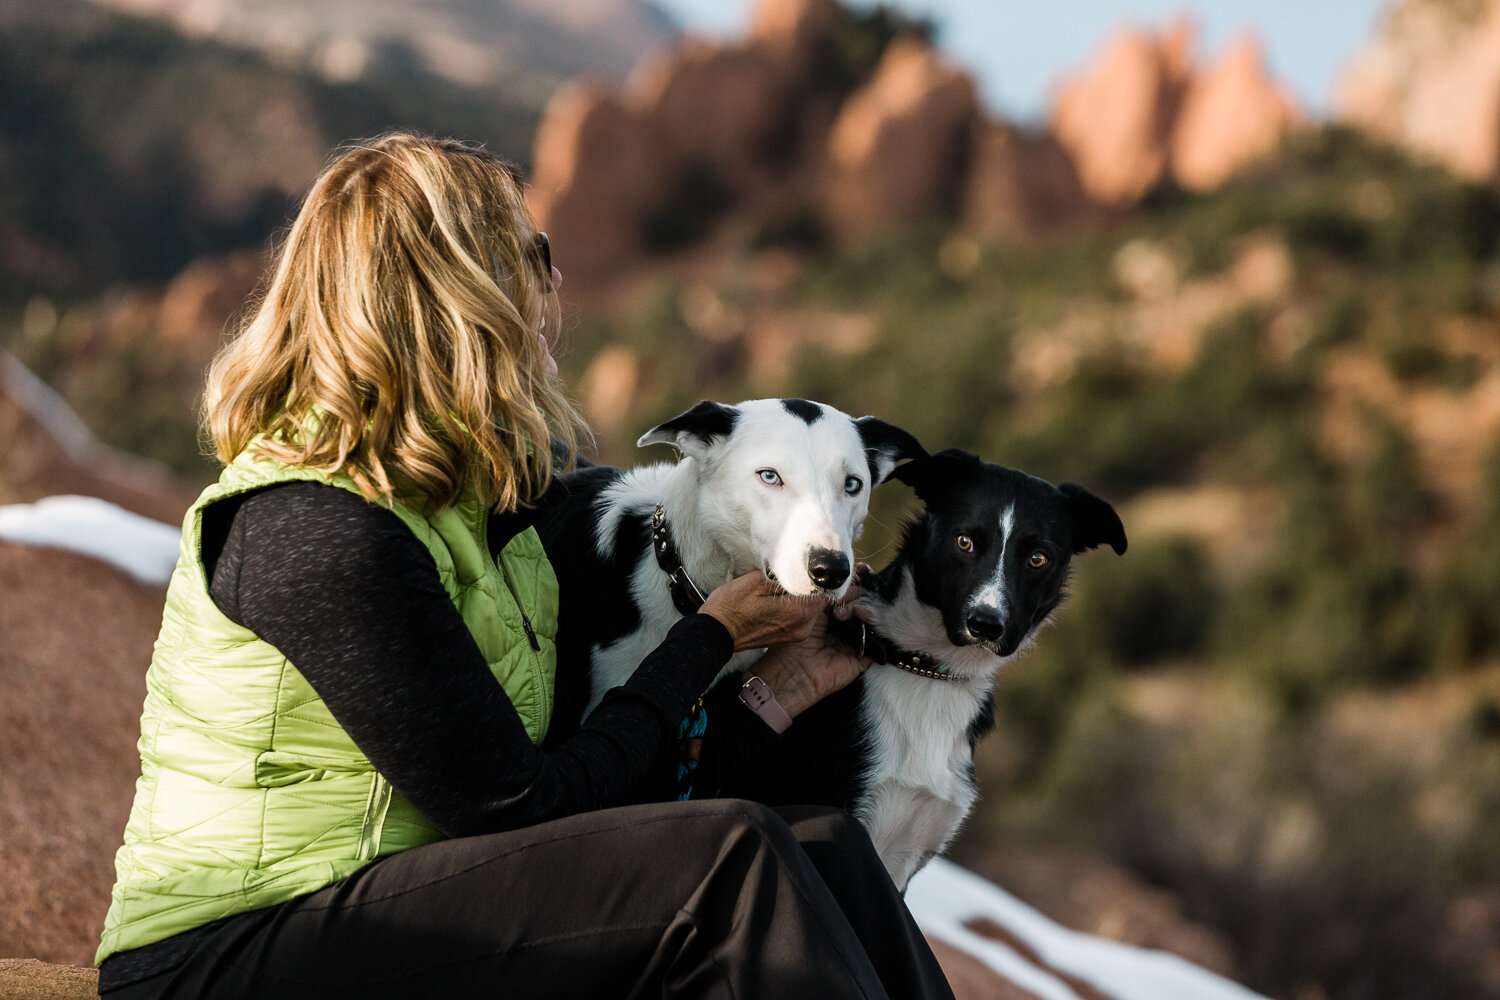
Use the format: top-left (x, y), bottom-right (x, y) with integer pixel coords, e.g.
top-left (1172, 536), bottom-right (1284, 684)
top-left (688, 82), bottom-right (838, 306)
top-left (97, 450), bottom-right (559, 964)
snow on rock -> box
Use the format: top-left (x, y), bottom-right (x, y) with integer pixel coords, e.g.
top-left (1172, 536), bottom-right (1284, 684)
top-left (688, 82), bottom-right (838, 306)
top-left (908, 858), bottom-right (1268, 1000)
top-left (0, 495), bottom-right (180, 586)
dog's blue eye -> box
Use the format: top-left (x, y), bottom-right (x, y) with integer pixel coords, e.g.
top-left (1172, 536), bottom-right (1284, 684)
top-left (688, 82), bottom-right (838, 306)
top-left (758, 469), bottom-right (782, 486)
top-left (844, 475), bottom-right (863, 496)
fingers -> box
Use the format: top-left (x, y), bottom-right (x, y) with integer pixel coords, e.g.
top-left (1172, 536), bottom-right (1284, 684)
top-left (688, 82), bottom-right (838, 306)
top-left (701, 571), bottom-right (827, 650)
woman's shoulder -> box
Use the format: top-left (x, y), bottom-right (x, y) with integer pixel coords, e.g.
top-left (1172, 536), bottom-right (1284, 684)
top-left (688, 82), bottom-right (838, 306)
top-left (206, 479), bottom-right (417, 578)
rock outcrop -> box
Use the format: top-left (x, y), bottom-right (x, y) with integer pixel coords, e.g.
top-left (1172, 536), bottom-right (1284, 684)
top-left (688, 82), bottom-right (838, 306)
top-left (1051, 22), bottom-right (1193, 207)
top-left (530, 2), bottom-right (1311, 295)
top-left (962, 122), bottom-right (1095, 241)
top-left (1336, 0), bottom-right (1500, 186)
top-left (0, 960), bottom-right (98, 1000)
top-left (1051, 21), bottom-right (1301, 206)
top-left (154, 249), bottom-right (264, 346)
top-left (528, 0), bottom-right (837, 289)
top-left (528, 83), bottom-right (677, 289)
top-left (1171, 35), bottom-right (1301, 191)
top-left (825, 38), bottom-right (978, 237)
top-left (0, 543), bottom-right (164, 966)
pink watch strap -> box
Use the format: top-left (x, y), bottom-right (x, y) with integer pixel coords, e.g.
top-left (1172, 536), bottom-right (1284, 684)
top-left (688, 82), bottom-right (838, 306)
top-left (738, 674), bottom-right (793, 734)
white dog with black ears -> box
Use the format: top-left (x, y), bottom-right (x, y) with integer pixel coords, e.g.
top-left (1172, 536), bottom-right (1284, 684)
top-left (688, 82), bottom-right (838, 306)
top-left (534, 397), bottom-right (924, 718)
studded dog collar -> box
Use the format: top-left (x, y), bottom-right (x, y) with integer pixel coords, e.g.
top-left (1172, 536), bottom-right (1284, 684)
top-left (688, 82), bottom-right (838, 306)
top-left (831, 615), bottom-right (972, 682)
top-left (651, 505), bottom-right (710, 617)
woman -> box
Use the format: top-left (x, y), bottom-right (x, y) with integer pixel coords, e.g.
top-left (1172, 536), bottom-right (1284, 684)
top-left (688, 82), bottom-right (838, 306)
top-left (95, 133), bottom-right (955, 999)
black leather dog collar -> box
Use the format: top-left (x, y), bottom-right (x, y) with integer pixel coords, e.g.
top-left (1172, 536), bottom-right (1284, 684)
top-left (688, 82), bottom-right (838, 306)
top-left (652, 505), bottom-right (709, 617)
top-left (831, 616), bottom-right (969, 681)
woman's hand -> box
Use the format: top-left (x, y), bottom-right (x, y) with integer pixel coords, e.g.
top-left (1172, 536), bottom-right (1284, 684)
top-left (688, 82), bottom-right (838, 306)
top-left (700, 571), bottom-right (825, 651)
top-left (750, 612), bottom-right (867, 719)
top-left (744, 580), bottom-right (873, 719)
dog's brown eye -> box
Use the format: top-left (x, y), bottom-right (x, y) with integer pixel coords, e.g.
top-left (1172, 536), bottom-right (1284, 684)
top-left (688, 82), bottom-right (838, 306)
top-left (1029, 551), bottom-right (1048, 569)
top-left (956, 534), bottom-right (974, 553)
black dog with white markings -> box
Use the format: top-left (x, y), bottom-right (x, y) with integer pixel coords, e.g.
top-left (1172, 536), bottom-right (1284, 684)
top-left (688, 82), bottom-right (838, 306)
top-left (717, 449), bottom-right (1127, 889)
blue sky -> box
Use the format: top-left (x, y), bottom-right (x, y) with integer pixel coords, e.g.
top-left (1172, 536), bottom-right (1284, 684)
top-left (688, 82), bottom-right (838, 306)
top-left (650, 0), bottom-right (1392, 123)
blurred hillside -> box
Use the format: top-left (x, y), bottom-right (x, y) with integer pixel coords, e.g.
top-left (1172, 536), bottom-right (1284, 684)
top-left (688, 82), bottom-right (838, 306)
top-left (84, 0), bottom-right (674, 87)
top-left (4, 0), bottom-right (1500, 998)
top-left (0, 0), bottom-right (667, 304)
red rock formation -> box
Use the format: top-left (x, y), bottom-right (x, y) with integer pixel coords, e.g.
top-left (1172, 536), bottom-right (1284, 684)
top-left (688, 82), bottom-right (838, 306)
top-left (0, 543), bottom-right (164, 965)
top-left (963, 121), bottom-right (1096, 240)
top-left (750, 0), bottom-right (837, 54)
top-left (0, 960), bottom-right (99, 1000)
top-left (527, 82), bottom-right (674, 290)
top-left (155, 250), bottom-right (265, 346)
top-left (824, 37), bottom-right (978, 237)
top-left (925, 939), bottom-right (1037, 1000)
top-left (1336, 0), bottom-right (1500, 186)
top-left (529, 0), bottom-right (838, 291)
top-left (1050, 21), bottom-right (1194, 207)
top-left (627, 38), bottom-right (803, 202)
top-left (1171, 35), bottom-right (1301, 191)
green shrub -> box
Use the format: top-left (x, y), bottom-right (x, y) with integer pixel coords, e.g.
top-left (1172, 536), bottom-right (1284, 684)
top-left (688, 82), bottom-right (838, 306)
top-left (1069, 536), bottom-right (1218, 666)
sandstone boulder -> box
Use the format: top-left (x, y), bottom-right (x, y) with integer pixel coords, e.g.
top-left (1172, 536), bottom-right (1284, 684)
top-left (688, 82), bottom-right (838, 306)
top-left (527, 82), bottom-right (673, 290)
top-left (1335, 0), bottom-right (1500, 186)
top-left (0, 960), bottom-right (98, 1000)
top-left (627, 38), bottom-right (804, 202)
top-left (824, 37), bottom-right (978, 237)
top-left (963, 121), bottom-right (1095, 241)
top-left (924, 939), bottom-right (1036, 1000)
top-left (155, 249), bottom-right (264, 347)
top-left (1171, 35), bottom-right (1301, 191)
top-left (1051, 21), bottom-right (1193, 207)
top-left (750, 0), bottom-right (836, 52)
top-left (0, 543), bottom-right (164, 966)
top-left (528, 0), bottom-right (840, 293)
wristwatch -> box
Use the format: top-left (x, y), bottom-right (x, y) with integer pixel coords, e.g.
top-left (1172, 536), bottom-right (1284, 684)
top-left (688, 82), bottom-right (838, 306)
top-left (738, 674), bottom-right (793, 734)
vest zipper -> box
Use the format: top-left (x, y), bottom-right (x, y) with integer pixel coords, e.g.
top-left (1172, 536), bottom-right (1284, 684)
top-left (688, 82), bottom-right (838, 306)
top-left (485, 514), bottom-right (541, 652)
top-left (497, 561), bottom-right (544, 657)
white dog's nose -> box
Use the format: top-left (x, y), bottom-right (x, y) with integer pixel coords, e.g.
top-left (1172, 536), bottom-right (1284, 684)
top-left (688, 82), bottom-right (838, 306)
top-left (806, 549), bottom-right (851, 591)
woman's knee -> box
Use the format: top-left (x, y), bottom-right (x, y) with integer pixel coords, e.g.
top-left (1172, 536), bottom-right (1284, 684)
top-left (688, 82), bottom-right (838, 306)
top-left (774, 804), bottom-right (866, 843)
top-left (671, 798), bottom-right (803, 858)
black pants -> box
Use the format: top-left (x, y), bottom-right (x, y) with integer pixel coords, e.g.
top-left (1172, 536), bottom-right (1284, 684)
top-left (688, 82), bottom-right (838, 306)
top-left (104, 800), bottom-right (955, 999)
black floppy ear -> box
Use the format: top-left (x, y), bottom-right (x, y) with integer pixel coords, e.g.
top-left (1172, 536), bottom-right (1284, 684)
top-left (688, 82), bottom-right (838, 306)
top-left (891, 448), bottom-right (981, 507)
top-left (637, 401), bottom-right (740, 461)
top-left (1060, 482), bottom-right (1127, 555)
top-left (855, 416), bottom-right (927, 485)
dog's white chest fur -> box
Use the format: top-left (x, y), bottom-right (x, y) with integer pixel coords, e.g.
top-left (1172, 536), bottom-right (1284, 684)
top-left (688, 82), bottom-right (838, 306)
top-left (855, 667), bottom-right (991, 890)
top-left (854, 574), bottom-right (1006, 890)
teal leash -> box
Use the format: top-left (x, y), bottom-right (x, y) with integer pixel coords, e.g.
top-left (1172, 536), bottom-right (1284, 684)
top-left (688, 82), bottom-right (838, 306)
top-left (675, 699), bottom-right (707, 801)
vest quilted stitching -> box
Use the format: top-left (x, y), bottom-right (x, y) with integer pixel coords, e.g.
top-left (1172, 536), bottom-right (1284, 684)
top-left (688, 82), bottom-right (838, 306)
top-left (97, 450), bottom-right (559, 963)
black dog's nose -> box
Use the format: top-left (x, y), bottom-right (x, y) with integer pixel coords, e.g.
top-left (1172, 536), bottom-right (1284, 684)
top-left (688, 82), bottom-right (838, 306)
top-left (965, 611), bottom-right (1005, 642)
top-left (807, 549), bottom-right (851, 591)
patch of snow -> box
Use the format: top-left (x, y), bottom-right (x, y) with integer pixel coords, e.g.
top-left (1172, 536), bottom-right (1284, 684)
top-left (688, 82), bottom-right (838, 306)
top-left (0, 495), bottom-right (180, 585)
top-left (907, 858), bottom-right (1269, 1000)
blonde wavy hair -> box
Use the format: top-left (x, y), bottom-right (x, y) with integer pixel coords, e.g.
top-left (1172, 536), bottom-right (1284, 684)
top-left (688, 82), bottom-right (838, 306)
top-left (204, 133), bottom-right (586, 512)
